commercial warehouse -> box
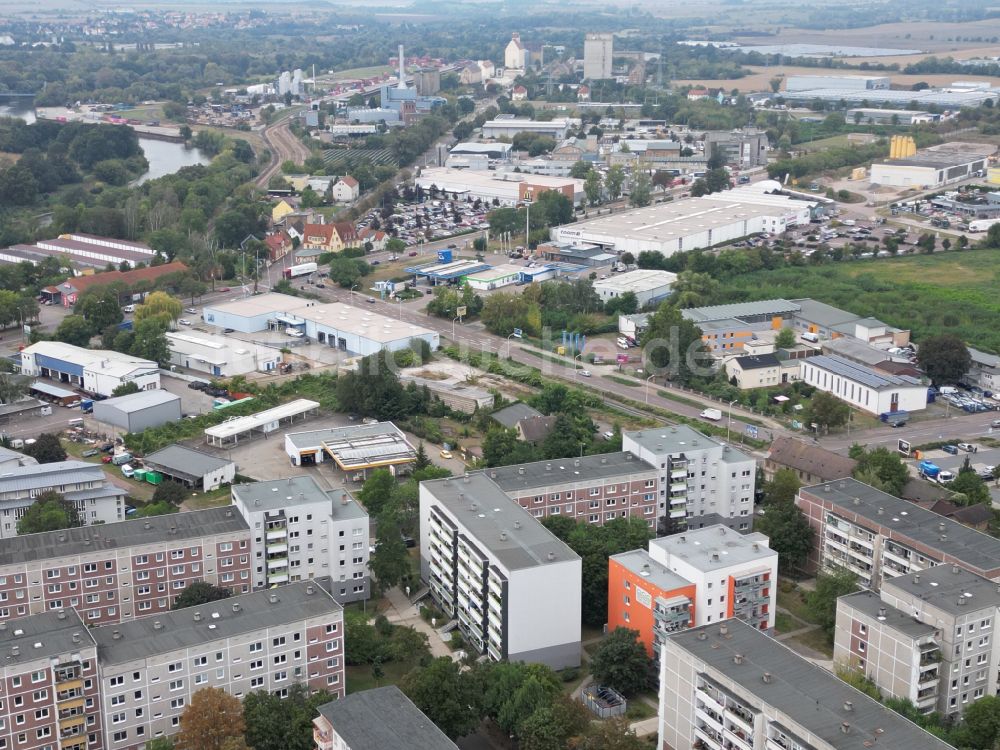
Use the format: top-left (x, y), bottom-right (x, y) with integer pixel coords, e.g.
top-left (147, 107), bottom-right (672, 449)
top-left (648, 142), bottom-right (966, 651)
top-left (799, 354), bottom-right (927, 416)
top-left (481, 115), bottom-right (573, 139)
top-left (780, 85), bottom-right (1000, 109)
top-left (166, 330), bottom-right (281, 376)
top-left (92, 389), bottom-right (182, 433)
top-left (203, 294), bottom-right (438, 356)
top-left (20, 341), bottom-right (160, 398)
top-left (414, 167), bottom-right (586, 206)
top-left (870, 142), bottom-right (996, 189)
top-left (785, 74), bottom-right (890, 91)
top-left (593, 269), bottom-right (677, 306)
top-left (285, 422), bottom-right (417, 478)
top-left (142, 444), bottom-right (236, 492)
top-left (549, 188), bottom-right (814, 257)
top-left (463, 264), bottom-right (524, 290)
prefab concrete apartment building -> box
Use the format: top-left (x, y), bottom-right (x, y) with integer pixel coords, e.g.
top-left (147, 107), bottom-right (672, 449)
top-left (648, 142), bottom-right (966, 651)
top-left (0, 460), bottom-right (128, 539)
top-left (658, 619), bottom-right (955, 750)
top-left (419, 474), bottom-right (582, 669)
top-left (231, 475), bottom-right (370, 604)
top-left (0, 580), bottom-right (345, 750)
top-left (796, 478), bottom-right (1000, 589)
top-left (0, 507), bottom-right (252, 626)
top-left (623, 426), bottom-right (757, 534)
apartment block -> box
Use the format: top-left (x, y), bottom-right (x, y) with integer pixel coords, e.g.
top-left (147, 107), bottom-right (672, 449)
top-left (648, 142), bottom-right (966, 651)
top-left (836, 565), bottom-right (1000, 718)
top-left (313, 686), bottom-right (458, 750)
top-left (418, 474), bottom-right (582, 669)
top-left (0, 611), bottom-right (102, 750)
top-left (0, 508), bottom-right (252, 626)
top-left (96, 579), bottom-right (344, 750)
top-left (0, 461), bottom-right (127, 538)
top-left (231, 476), bottom-right (370, 604)
top-left (484, 451), bottom-right (659, 528)
top-left (623, 426), bottom-right (756, 535)
top-left (659, 619), bottom-right (955, 750)
top-left (796, 478), bottom-right (1000, 589)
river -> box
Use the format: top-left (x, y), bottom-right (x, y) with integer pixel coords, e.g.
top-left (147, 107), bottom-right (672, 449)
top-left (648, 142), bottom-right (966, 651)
top-left (0, 101), bottom-right (210, 183)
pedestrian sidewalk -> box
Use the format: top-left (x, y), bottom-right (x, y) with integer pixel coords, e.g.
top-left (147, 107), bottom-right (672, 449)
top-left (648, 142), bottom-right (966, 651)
top-left (382, 587), bottom-right (457, 661)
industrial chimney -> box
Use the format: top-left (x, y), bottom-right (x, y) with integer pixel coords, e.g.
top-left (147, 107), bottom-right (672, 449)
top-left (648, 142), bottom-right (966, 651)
top-left (397, 45), bottom-right (407, 90)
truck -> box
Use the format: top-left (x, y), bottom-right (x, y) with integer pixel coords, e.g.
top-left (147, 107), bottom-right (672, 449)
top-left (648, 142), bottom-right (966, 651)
top-left (879, 409), bottom-right (909, 427)
top-left (918, 460), bottom-right (941, 480)
top-left (968, 218), bottom-right (1000, 233)
top-left (283, 262), bottom-right (318, 280)
top-left (700, 408), bottom-right (722, 422)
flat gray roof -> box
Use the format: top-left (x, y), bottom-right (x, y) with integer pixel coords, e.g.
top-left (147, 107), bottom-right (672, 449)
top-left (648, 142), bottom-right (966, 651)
top-left (285, 422), bottom-right (416, 468)
top-left (485, 451), bottom-right (655, 492)
top-left (1, 609), bottom-right (95, 666)
top-left (839, 590), bottom-right (936, 639)
top-left (143, 445), bottom-right (234, 478)
top-left (0, 460), bottom-right (105, 498)
top-left (423, 474), bottom-right (579, 571)
top-left (232, 476), bottom-right (367, 521)
top-left (682, 299), bottom-right (799, 323)
top-left (95, 578), bottom-right (343, 665)
top-left (670, 619), bottom-right (956, 750)
top-left (882, 563), bottom-right (1000, 615)
top-left (611, 549), bottom-right (692, 593)
top-left (651, 525), bottom-right (776, 571)
top-left (94, 389), bottom-right (180, 413)
top-left (491, 402), bottom-right (543, 428)
top-left (625, 425), bottom-right (752, 462)
top-left (806, 355), bottom-right (921, 390)
top-left (316, 686), bottom-right (458, 750)
top-left (791, 298), bottom-right (865, 328)
top-left (801, 479), bottom-right (1000, 575)
top-left (0, 507), bottom-right (249, 566)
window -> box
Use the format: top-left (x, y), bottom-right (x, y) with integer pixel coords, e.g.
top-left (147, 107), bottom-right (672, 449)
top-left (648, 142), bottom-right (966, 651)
top-left (194, 674), bottom-right (207, 685)
top-left (249, 642), bottom-right (262, 653)
top-left (168, 662), bottom-right (182, 673)
top-left (272, 636), bottom-right (286, 647)
top-left (113, 731), bottom-right (128, 743)
top-left (109, 676), bottom-right (124, 687)
top-left (168, 680), bottom-right (183, 692)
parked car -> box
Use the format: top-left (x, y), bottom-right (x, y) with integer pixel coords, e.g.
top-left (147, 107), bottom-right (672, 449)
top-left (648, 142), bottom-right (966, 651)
top-left (122, 305), bottom-right (135, 313)
top-left (366, 297), bottom-right (376, 304)
top-left (178, 319), bottom-right (191, 326)
top-left (82, 449), bottom-right (100, 458)
top-left (185, 307), bottom-right (197, 314)
top-left (958, 443), bottom-right (977, 453)
top-left (218, 287), bottom-right (231, 292)
top-left (579, 370), bottom-right (592, 377)
top-left (440, 449), bottom-right (453, 459)
top-left (223, 328), bottom-right (235, 334)
top-left (942, 444), bottom-right (959, 455)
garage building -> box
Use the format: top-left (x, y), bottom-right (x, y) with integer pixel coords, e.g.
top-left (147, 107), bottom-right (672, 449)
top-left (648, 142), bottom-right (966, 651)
top-left (205, 399), bottom-right (320, 447)
top-left (166, 330), bottom-right (281, 377)
top-left (285, 422), bottom-right (417, 478)
top-left (92, 389), bottom-right (182, 433)
top-left (593, 269), bottom-right (677, 306)
top-left (143, 445), bottom-right (237, 492)
top-left (20, 342), bottom-right (160, 398)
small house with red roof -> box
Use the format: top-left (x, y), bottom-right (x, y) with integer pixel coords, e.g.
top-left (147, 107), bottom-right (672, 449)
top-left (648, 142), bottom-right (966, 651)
top-left (264, 231), bottom-right (292, 262)
top-left (331, 175), bottom-right (360, 203)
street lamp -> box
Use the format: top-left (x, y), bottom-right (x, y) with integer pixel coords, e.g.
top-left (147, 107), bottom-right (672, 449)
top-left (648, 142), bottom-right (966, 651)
top-left (396, 298), bottom-right (403, 319)
top-left (573, 353), bottom-right (583, 378)
top-left (506, 330), bottom-right (521, 358)
top-left (645, 374), bottom-right (656, 404)
top-left (350, 284), bottom-right (358, 302)
top-left (726, 399), bottom-right (737, 442)
top-left (452, 315), bottom-right (461, 339)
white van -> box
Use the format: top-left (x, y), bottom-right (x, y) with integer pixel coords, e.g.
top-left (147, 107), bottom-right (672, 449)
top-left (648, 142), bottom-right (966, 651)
top-left (801, 332), bottom-right (819, 343)
top-left (285, 327), bottom-right (305, 338)
top-left (122, 304), bottom-right (135, 313)
top-left (120, 464), bottom-right (135, 478)
top-left (617, 337), bottom-right (631, 350)
top-left (68, 417), bottom-right (84, 428)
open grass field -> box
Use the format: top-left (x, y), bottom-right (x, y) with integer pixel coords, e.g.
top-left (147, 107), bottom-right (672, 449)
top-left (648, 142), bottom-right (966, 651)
top-left (717, 246), bottom-right (1000, 353)
top-left (324, 65), bottom-right (393, 81)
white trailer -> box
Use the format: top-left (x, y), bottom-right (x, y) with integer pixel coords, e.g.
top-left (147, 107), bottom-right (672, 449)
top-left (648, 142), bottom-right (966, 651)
top-left (968, 218), bottom-right (1000, 233)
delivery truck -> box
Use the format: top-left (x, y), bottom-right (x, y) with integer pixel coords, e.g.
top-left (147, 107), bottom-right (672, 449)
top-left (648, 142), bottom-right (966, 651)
top-left (283, 262), bottom-right (318, 279)
top-left (700, 408), bottom-right (722, 422)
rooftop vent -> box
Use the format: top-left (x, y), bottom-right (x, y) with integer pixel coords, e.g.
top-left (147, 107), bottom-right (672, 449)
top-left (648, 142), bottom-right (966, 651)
top-left (913, 574), bottom-right (921, 584)
top-left (490, 471), bottom-right (497, 479)
top-left (500, 532), bottom-right (508, 541)
top-left (844, 701), bottom-right (854, 712)
top-left (517, 467), bottom-right (524, 475)
top-left (752, 543), bottom-right (759, 552)
top-left (853, 497), bottom-right (861, 506)
top-left (877, 506), bottom-right (884, 515)
top-left (225, 509), bottom-right (232, 517)
top-left (547, 552), bottom-right (556, 561)
top-left (72, 633), bottom-right (81, 643)
top-left (546, 463), bottom-right (552, 471)
top-left (143, 522), bottom-right (151, 530)
top-left (112, 630), bottom-right (122, 641)
top-left (952, 565), bottom-right (961, 574)
top-left (711, 553), bottom-right (720, 562)
top-left (733, 653), bottom-right (743, 665)
top-left (11, 645), bottom-right (19, 656)
top-left (841, 723), bottom-right (851, 734)
top-left (269, 594), bottom-right (278, 604)
top-left (57, 610), bottom-right (66, 620)
top-left (193, 612), bottom-right (202, 622)
top-left (306, 585), bottom-right (315, 595)
top-left (233, 603), bottom-right (241, 613)
top-left (720, 624), bottom-right (729, 636)
top-left (939, 522), bottom-right (946, 533)
top-left (762, 672), bottom-right (772, 684)
top-left (153, 621), bottom-right (163, 630)
top-left (514, 520), bottom-right (521, 529)
top-left (168, 527), bottom-right (177, 535)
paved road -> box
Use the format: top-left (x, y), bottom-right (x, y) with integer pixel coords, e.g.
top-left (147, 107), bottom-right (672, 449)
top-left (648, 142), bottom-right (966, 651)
top-left (822, 411), bottom-right (1000, 453)
top-left (255, 112), bottom-right (311, 188)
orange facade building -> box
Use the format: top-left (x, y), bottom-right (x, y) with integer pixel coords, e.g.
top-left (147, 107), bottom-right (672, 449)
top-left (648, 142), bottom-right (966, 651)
top-left (607, 550), bottom-right (696, 658)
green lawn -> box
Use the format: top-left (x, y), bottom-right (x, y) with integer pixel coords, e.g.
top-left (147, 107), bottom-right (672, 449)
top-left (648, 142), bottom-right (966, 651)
top-left (776, 586), bottom-right (819, 625)
top-left (328, 65), bottom-right (393, 80)
top-left (625, 699), bottom-right (657, 721)
top-left (345, 657), bottom-right (420, 694)
top-left (799, 134), bottom-right (850, 153)
top-left (181, 487), bottom-right (232, 510)
top-left (791, 627), bottom-right (835, 659)
top-left (773, 611), bottom-right (799, 634)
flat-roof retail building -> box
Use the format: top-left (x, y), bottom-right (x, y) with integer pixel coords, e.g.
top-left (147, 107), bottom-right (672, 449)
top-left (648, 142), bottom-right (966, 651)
top-left (285, 422), bottom-right (418, 478)
top-left (593, 269), bottom-right (677, 306)
top-left (871, 141), bottom-right (996, 189)
top-left (414, 167), bottom-right (586, 206)
top-left (549, 187), bottom-right (814, 257)
top-left (166, 330), bottom-right (281, 376)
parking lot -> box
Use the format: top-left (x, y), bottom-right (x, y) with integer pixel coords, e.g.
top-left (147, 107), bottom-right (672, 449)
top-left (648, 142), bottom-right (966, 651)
top-left (356, 195), bottom-right (489, 246)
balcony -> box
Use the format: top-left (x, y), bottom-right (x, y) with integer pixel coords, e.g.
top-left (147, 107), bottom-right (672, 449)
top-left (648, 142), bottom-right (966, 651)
top-left (267, 572), bottom-right (289, 584)
top-left (670, 507), bottom-right (687, 518)
top-left (695, 724), bottom-right (724, 750)
top-left (920, 648), bottom-right (941, 666)
top-left (59, 715), bottom-right (86, 733)
top-left (265, 529), bottom-right (287, 541)
top-left (670, 495), bottom-right (688, 506)
top-left (57, 697), bottom-right (85, 713)
top-left (726, 705), bottom-right (755, 733)
top-left (265, 542), bottom-right (288, 555)
top-left (918, 669), bottom-right (939, 686)
top-left (313, 727), bottom-right (333, 750)
top-left (723, 725), bottom-right (754, 750)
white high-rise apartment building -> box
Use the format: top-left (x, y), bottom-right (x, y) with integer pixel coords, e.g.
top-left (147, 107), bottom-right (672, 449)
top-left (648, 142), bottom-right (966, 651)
top-left (583, 33), bottom-right (614, 80)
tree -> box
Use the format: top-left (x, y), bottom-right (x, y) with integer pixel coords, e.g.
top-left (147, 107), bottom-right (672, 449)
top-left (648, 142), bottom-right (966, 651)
top-left (606, 165), bottom-right (625, 200)
top-left (584, 169), bottom-right (602, 206)
top-left (0, 372), bottom-right (30, 405)
top-left (852, 447), bottom-right (908, 496)
top-left (806, 567), bottom-right (858, 639)
top-left (137, 501), bottom-right (178, 517)
top-left (175, 688), bottom-right (246, 750)
top-left (135, 291), bottom-right (182, 327)
top-left (369, 511), bottom-right (411, 594)
top-left (808, 391), bottom-right (851, 430)
top-left (671, 271), bottom-right (720, 309)
top-left (16, 490), bottom-right (80, 534)
top-left (951, 462), bottom-right (991, 506)
top-left (172, 581), bottom-right (232, 610)
top-left (570, 160), bottom-right (592, 179)
top-left (775, 327), bottom-right (796, 348)
top-left (128, 317), bottom-right (170, 363)
top-left (358, 469), bottom-right (397, 517)
top-left (764, 468), bottom-right (801, 505)
top-left (482, 427), bottom-right (536, 466)
top-left (146, 738), bottom-right (175, 750)
top-left (54, 314), bottom-right (94, 346)
top-left (954, 695), bottom-right (1000, 750)
top-left (755, 501), bottom-right (814, 573)
top-left (328, 256), bottom-right (368, 288)
top-left (243, 684), bottom-right (331, 750)
top-left (152, 480), bottom-right (189, 505)
top-left (589, 627), bottom-right (650, 696)
top-left (111, 381), bottom-right (140, 397)
top-left (629, 172), bottom-right (651, 207)
top-left (639, 302), bottom-right (711, 386)
top-left (413, 442), bottom-right (431, 471)
top-left (77, 288), bottom-right (124, 331)
top-left (23, 433), bottom-right (67, 464)
top-left (916, 333), bottom-right (971, 386)
top-left (576, 718), bottom-right (647, 750)
top-left (401, 658), bottom-right (480, 739)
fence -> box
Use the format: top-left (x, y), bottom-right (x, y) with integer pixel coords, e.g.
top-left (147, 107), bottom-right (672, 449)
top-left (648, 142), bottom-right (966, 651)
top-left (581, 685), bottom-right (627, 719)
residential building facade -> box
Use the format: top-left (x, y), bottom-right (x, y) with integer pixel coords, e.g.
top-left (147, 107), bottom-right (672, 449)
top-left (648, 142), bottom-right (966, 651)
top-left (0, 508), bottom-right (252, 626)
top-left (419, 475), bottom-right (582, 669)
top-left (0, 461), bottom-right (127, 539)
top-left (763, 436), bottom-right (857, 484)
top-left (836, 565), bottom-right (1000, 717)
top-left (485, 452), bottom-right (660, 527)
top-left (623, 426), bottom-right (757, 535)
top-left (231, 476), bottom-right (370, 604)
top-left (796, 478), bottom-right (1000, 589)
top-left (583, 33), bottom-right (614, 79)
top-left (659, 619), bottom-right (955, 750)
